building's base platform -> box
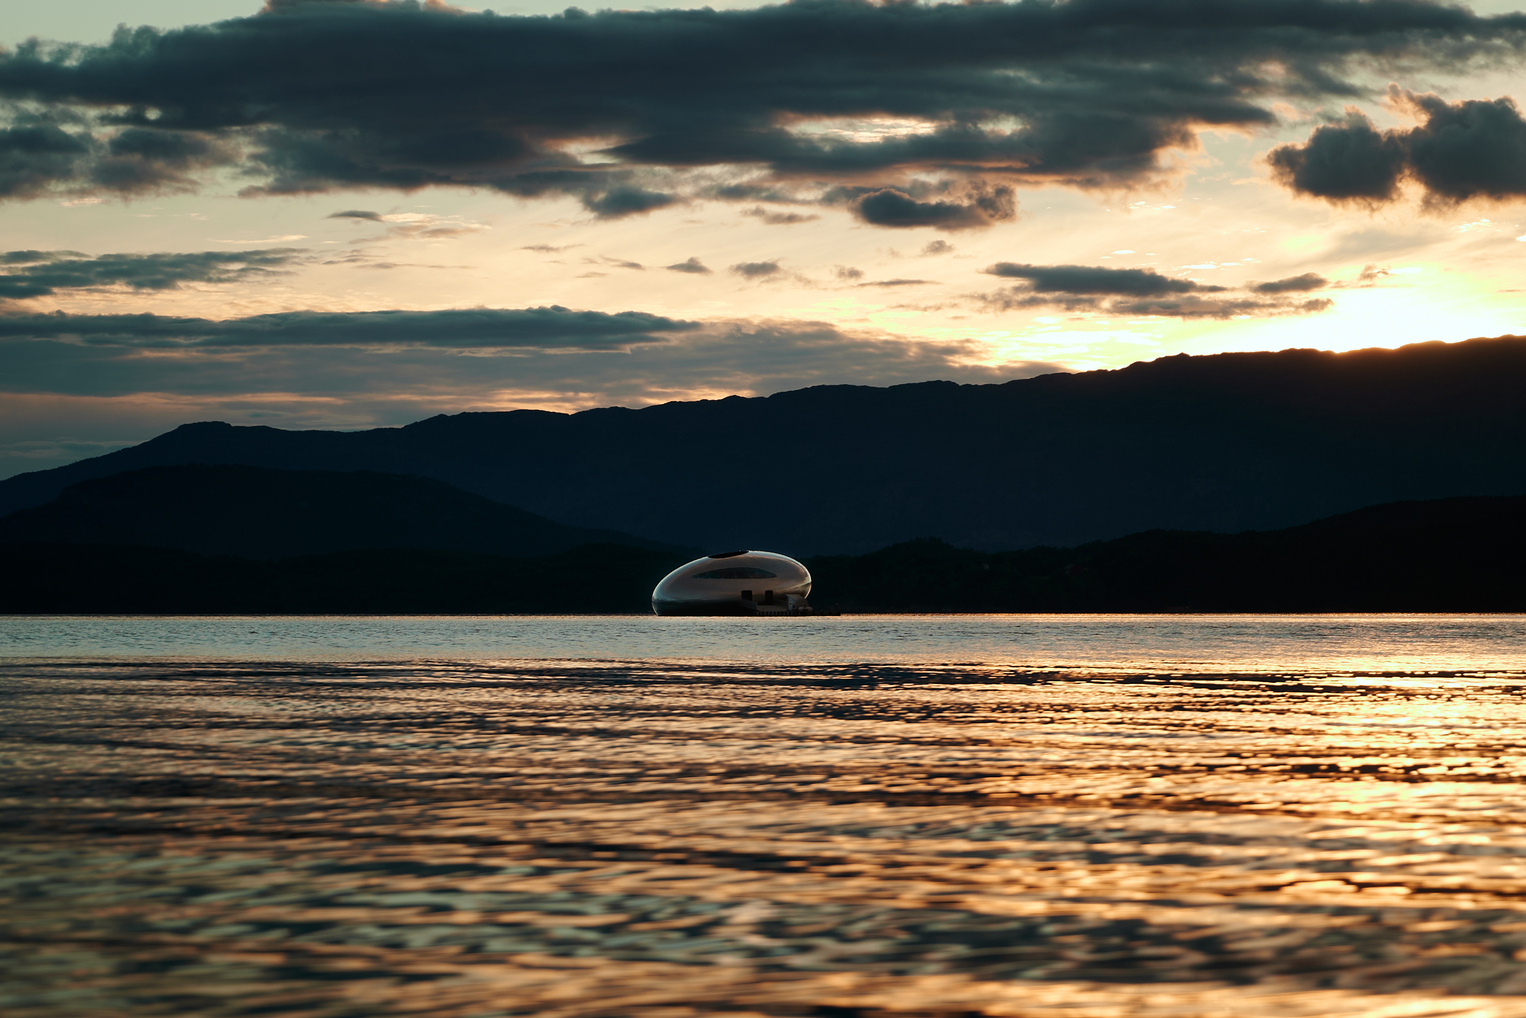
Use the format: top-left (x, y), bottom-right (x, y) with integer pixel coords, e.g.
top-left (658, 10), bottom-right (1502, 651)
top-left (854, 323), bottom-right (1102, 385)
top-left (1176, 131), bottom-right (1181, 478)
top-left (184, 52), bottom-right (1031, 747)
top-left (652, 599), bottom-right (840, 617)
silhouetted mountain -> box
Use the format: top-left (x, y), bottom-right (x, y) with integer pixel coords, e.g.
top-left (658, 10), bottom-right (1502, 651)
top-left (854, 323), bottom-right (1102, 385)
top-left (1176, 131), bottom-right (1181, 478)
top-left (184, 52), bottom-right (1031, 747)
top-left (0, 542), bottom-right (689, 614)
top-left (0, 464), bottom-right (686, 559)
top-left (806, 495), bottom-right (1526, 612)
top-left (4, 494), bottom-right (1523, 613)
top-left (6, 337), bottom-right (1526, 553)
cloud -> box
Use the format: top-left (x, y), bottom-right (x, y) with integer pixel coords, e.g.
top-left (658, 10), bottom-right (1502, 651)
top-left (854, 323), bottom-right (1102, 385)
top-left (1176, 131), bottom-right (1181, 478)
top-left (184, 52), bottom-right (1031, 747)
top-left (0, 305), bottom-right (699, 349)
top-left (853, 185), bottom-right (1015, 231)
top-left (730, 260), bottom-right (780, 279)
top-left (0, 113), bottom-right (234, 200)
top-left (89, 127), bottom-right (233, 195)
top-left (580, 186), bottom-right (676, 219)
top-left (1252, 272), bottom-right (1328, 294)
top-left (1104, 295), bottom-right (1332, 318)
top-left (1270, 88), bottom-right (1526, 206)
top-left (982, 290), bottom-right (1331, 318)
top-left (0, 121), bottom-right (94, 200)
top-left (330, 209), bottom-right (488, 240)
top-left (1400, 90), bottom-right (1526, 204)
top-left (833, 265), bottom-right (864, 281)
top-left (858, 278), bottom-right (935, 287)
top-left (0, 249), bottom-right (302, 302)
top-left (1267, 110), bottom-right (1409, 203)
top-left (983, 262), bottom-right (1221, 296)
top-left (921, 240), bottom-right (954, 256)
top-left (666, 257), bottom-right (711, 274)
top-left (743, 205), bottom-right (820, 225)
top-left (0, 313), bottom-right (1064, 413)
top-left (977, 261), bottom-right (1331, 318)
top-left (2, 0), bottom-right (1523, 214)
top-left (1, 250), bottom-right (84, 265)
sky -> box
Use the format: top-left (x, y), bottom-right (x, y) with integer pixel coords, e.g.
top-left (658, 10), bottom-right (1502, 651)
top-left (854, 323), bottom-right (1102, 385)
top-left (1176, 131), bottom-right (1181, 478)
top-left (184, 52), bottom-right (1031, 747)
top-left (3, 0), bottom-right (1526, 478)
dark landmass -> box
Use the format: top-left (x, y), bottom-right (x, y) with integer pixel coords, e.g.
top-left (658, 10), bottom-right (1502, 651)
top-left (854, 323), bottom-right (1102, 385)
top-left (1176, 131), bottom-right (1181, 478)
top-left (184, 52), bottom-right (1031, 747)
top-left (5, 494), bottom-right (1524, 613)
top-left (811, 495), bottom-right (1526, 612)
top-left (0, 542), bottom-right (690, 615)
top-left (0, 464), bottom-right (686, 559)
top-left (6, 337), bottom-right (1526, 554)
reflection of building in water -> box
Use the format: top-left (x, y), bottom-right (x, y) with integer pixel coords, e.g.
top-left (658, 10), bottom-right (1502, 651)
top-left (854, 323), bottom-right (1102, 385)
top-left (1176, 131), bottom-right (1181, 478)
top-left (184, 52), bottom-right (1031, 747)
top-left (651, 549), bottom-right (830, 615)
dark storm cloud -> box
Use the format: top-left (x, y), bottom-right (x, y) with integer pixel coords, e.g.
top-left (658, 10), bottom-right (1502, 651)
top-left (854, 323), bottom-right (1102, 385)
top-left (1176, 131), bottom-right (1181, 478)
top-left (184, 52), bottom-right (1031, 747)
top-left (978, 262), bottom-right (1330, 318)
top-left (0, 249), bottom-right (301, 301)
top-left (0, 306), bottom-right (698, 349)
top-left (665, 257), bottom-right (711, 274)
top-left (1252, 272), bottom-right (1329, 293)
top-left (1, 0), bottom-right (1523, 218)
top-left (983, 262), bottom-right (1223, 296)
top-left (1271, 88), bottom-right (1526, 205)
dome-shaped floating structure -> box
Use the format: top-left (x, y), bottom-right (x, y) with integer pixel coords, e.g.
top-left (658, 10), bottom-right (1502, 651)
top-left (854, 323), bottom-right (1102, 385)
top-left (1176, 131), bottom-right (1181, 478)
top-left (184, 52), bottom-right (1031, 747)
top-left (651, 549), bottom-right (829, 616)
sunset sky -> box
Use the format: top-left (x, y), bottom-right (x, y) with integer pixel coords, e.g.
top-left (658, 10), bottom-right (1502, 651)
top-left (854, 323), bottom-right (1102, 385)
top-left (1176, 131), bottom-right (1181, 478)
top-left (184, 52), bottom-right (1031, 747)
top-left (4, 0), bottom-right (1526, 477)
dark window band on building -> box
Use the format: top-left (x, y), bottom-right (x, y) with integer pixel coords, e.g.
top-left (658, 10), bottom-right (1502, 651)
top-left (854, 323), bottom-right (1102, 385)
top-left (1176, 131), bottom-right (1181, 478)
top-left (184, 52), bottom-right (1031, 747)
top-left (691, 567), bottom-right (779, 580)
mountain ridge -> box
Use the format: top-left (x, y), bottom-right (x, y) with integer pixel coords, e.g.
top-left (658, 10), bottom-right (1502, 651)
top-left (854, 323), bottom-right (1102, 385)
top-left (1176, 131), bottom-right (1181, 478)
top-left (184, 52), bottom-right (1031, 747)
top-left (6, 337), bottom-right (1526, 554)
top-left (0, 464), bottom-right (686, 559)
top-left (808, 494), bottom-right (1526, 612)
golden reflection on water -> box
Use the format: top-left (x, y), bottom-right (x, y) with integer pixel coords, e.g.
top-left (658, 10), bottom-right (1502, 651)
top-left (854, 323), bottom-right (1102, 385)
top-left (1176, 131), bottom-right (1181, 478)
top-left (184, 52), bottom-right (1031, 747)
top-left (9, 659), bottom-right (1526, 1016)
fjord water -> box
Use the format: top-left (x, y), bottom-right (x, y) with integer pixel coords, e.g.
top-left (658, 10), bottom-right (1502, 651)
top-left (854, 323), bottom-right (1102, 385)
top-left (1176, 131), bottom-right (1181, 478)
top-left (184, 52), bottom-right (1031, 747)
top-left (8, 612), bottom-right (1526, 671)
top-left (9, 615), bottom-right (1526, 1018)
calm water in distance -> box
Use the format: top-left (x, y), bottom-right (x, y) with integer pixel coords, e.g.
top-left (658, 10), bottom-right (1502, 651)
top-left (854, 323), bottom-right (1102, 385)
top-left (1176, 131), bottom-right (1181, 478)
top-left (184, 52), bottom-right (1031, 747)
top-left (4, 613), bottom-right (1526, 672)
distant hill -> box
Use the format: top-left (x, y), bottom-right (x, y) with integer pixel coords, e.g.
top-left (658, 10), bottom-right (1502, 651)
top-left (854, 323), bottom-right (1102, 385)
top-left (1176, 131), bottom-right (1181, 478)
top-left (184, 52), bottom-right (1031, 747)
top-left (6, 337), bottom-right (1526, 553)
top-left (3, 494), bottom-right (1523, 613)
top-left (0, 542), bottom-right (689, 615)
top-left (0, 464), bottom-right (686, 559)
top-left (808, 495), bottom-right (1526, 612)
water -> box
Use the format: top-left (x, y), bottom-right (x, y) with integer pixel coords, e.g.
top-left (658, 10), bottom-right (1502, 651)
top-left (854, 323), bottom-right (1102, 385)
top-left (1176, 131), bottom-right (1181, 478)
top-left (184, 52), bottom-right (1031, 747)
top-left (7, 615), bottom-right (1526, 1018)
top-left (7, 613), bottom-right (1526, 672)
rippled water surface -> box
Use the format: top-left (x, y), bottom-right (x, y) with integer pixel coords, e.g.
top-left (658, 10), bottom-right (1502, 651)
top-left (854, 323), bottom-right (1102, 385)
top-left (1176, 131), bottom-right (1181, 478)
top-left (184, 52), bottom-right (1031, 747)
top-left (8, 615), bottom-right (1526, 1018)
top-left (9, 613), bottom-right (1526, 671)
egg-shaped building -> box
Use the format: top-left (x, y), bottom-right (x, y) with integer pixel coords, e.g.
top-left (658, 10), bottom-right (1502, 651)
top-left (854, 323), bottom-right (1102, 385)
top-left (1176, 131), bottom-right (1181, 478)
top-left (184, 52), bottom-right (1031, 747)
top-left (651, 550), bottom-right (814, 616)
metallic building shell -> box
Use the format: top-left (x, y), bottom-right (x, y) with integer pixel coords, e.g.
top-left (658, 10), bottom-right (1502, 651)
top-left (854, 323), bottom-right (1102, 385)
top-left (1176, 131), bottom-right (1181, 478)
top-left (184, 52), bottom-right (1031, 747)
top-left (651, 550), bottom-right (812, 616)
